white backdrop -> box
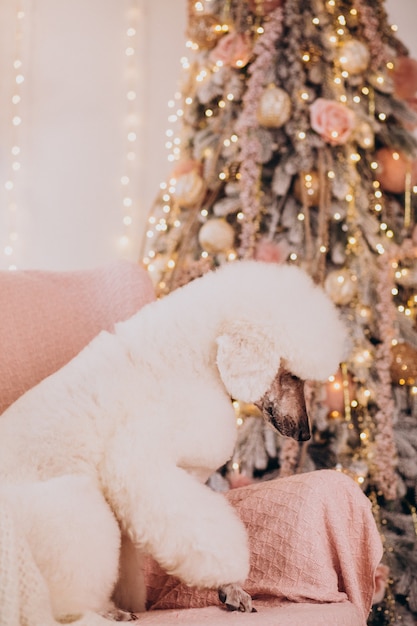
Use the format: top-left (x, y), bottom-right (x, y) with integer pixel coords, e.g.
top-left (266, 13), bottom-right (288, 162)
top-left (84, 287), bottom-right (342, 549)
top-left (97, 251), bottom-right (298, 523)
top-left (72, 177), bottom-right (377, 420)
top-left (0, 0), bottom-right (415, 270)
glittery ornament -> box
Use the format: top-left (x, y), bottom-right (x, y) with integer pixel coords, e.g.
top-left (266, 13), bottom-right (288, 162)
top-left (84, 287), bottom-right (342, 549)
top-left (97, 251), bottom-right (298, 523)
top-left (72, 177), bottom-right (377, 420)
top-left (172, 169), bottom-right (206, 208)
top-left (198, 218), bottom-right (235, 253)
top-left (339, 39), bottom-right (370, 74)
top-left (187, 14), bottom-right (224, 49)
top-left (354, 120), bottom-right (374, 150)
top-left (357, 304), bottom-right (373, 324)
top-left (257, 84), bottom-right (292, 128)
top-left (293, 171), bottom-right (320, 207)
top-left (390, 342), bottom-right (417, 384)
top-left (324, 269), bottom-right (357, 305)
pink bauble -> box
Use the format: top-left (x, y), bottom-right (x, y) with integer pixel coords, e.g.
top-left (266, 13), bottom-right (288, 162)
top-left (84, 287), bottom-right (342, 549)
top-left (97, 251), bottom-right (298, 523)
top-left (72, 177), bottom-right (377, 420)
top-left (375, 148), bottom-right (417, 194)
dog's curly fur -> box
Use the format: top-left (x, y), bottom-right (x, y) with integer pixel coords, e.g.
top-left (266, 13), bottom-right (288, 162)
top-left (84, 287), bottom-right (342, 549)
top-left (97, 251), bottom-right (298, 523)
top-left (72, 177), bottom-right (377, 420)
top-left (0, 261), bottom-right (347, 620)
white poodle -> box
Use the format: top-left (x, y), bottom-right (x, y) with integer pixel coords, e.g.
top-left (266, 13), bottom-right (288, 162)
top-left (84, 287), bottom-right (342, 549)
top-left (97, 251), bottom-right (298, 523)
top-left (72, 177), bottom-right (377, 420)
top-left (0, 260), bottom-right (347, 621)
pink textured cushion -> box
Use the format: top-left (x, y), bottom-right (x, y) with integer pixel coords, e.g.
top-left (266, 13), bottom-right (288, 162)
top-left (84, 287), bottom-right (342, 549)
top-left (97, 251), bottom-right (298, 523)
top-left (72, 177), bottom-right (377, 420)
top-left (0, 261), bottom-right (155, 414)
top-left (144, 470), bottom-right (382, 626)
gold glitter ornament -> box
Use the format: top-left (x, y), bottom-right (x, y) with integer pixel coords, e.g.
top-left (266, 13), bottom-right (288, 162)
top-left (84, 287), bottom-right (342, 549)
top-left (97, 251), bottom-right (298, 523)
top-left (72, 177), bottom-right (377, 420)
top-left (324, 269), bottom-right (358, 305)
top-left (339, 39), bottom-right (370, 74)
top-left (187, 14), bottom-right (224, 49)
top-left (354, 120), bottom-right (374, 150)
top-left (198, 218), bottom-right (235, 253)
top-left (172, 170), bottom-right (206, 208)
top-left (390, 342), bottom-right (417, 385)
top-left (257, 84), bottom-right (292, 128)
top-left (293, 171), bottom-right (320, 207)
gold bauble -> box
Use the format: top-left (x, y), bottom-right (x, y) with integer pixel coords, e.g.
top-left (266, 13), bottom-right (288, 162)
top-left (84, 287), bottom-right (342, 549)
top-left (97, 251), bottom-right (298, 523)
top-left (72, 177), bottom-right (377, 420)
top-left (293, 171), bottom-right (320, 207)
top-left (354, 120), bottom-right (374, 150)
top-left (186, 14), bottom-right (224, 49)
top-left (324, 269), bottom-right (358, 305)
top-left (339, 39), bottom-right (370, 74)
top-left (257, 84), bottom-right (292, 128)
top-left (390, 342), bottom-right (417, 385)
top-left (172, 170), bottom-right (206, 208)
top-left (357, 304), bottom-right (373, 324)
top-left (198, 218), bottom-right (235, 253)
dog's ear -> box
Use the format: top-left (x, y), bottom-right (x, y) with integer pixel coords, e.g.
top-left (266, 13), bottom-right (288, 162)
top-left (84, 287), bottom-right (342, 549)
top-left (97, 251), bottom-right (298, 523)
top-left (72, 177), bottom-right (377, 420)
top-left (216, 319), bottom-right (281, 403)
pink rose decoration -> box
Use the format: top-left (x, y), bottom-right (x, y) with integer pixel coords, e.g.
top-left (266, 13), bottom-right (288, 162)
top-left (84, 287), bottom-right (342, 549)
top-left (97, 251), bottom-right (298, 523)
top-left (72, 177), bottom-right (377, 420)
top-left (310, 98), bottom-right (355, 145)
top-left (372, 563), bottom-right (390, 604)
top-left (209, 32), bottom-right (252, 69)
top-left (254, 238), bottom-right (290, 263)
top-left (391, 56), bottom-right (417, 100)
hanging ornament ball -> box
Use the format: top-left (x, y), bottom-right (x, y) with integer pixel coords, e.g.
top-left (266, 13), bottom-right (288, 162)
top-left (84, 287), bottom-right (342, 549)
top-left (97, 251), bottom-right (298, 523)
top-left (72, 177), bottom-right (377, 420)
top-left (257, 84), bottom-right (292, 128)
top-left (390, 342), bottom-right (417, 384)
top-left (186, 14), bottom-right (224, 49)
top-left (339, 39), bottom-right (370, 74)
top-left (375, 147), bottom-right (417, 194)
top-left (354, 120), bottom-right (374, 150)
top-left (324, 269), bottom-right (357, 305)
top-left (198, 218), bottom-right (235, 253)
top-left (172, 169), bottom-right (206, 208)
top-left (248, 0), bottom-right (283, 15)
top-left (293, 171), bottom-right (320, 207)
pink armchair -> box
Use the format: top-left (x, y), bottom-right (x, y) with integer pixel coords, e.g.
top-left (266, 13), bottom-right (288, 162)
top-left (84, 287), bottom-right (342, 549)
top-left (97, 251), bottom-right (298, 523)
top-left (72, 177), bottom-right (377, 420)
top-left (0, 261), bottom-right (382, 626)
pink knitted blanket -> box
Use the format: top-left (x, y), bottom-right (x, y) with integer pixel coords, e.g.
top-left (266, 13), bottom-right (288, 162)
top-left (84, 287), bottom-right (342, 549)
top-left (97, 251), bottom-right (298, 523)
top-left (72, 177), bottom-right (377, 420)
top-left (144, 470), bottom-right (383, 625)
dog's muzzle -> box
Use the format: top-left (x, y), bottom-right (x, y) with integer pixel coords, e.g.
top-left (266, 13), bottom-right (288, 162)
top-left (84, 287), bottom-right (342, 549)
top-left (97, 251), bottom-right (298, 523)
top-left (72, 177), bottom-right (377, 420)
top-left (254, 366), bottom-right (311, 442)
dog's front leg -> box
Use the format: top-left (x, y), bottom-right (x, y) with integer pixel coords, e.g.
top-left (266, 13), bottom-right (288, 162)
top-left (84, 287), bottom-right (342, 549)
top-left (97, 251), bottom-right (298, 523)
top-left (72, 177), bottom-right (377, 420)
top-left (102, 425), bottom-right (252, 611)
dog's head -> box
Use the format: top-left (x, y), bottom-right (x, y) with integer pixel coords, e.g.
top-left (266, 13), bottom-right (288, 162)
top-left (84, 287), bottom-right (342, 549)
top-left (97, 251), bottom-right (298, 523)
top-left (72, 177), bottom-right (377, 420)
top-left (216, 320), bottom-right (311, 441)
top-left (254, 364), bottom-right (310, 441)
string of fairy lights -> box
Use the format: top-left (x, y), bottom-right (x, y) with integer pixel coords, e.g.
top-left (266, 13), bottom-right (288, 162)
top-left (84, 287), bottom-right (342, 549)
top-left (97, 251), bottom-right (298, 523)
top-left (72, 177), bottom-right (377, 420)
top-left (117, 0), bottom-right (143, 258)
top-left (1, 0), bottom-right (143, 269)
top-left (2, 0), bottom-right (27, 270)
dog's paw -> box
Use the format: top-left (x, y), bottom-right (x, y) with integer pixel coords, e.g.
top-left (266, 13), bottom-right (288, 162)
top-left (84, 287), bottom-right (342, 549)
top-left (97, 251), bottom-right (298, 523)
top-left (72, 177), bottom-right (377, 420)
top-left (101, 607), bottom-right (138, 621)
top-left (218, 583), bottom-right (256, 613)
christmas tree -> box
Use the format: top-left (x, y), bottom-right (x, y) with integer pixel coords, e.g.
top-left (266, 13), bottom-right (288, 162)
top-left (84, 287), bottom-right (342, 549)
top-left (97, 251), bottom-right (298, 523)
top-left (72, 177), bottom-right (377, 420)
top-left (140, 1), bottom-right (417, 623)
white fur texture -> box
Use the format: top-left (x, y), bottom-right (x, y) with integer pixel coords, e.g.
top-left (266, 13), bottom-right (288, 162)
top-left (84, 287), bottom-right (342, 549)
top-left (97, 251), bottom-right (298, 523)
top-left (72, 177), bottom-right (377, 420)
top-left (0, 260), bottom-right (347, 618)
